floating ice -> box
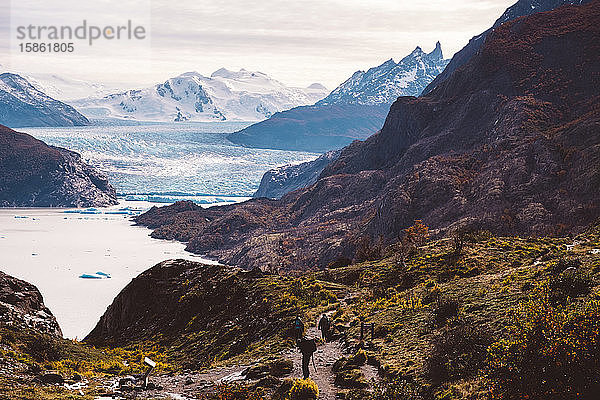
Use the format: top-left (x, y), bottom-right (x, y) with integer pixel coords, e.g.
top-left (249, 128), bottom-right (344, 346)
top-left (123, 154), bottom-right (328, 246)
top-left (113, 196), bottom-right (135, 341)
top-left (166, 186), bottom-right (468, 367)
top-left (79, 271), bottom-right (111, 279)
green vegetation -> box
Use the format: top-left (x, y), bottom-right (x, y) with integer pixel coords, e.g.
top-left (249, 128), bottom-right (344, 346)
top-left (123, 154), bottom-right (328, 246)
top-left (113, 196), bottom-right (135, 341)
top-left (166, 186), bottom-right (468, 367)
top-left (3, 222), bottom-right (600, 399)
top-left (288, 378), bottom-right (319, 400)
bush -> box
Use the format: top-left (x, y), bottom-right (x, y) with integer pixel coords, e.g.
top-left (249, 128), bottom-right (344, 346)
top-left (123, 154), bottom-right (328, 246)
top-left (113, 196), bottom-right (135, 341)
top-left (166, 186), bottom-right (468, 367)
top-left (430, 297), bottom-right (460, 328)
top-left (486, 284), bottom-right (600, 399)
top-left (288, 378), bottom-right (319, 400)
top-left (334, 368), bottom-right (368, 389)
top-left (548, 268), bottom-right (592, 305)
top-left (369, 379), bottom-right (424, 400)
top-left (425, 320), bottom-right (491, 385)
top-left (199, 383), bottom-right (266, 400)
top-left (270, 358), bottom-right (294, 377)
top-left (349, 349), bottom-right (367, 366)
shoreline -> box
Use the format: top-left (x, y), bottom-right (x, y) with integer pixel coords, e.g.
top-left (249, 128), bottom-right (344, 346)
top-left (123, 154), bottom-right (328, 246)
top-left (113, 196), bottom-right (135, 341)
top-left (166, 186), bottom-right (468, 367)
top-left (0, 199), bottom-right (224, 340)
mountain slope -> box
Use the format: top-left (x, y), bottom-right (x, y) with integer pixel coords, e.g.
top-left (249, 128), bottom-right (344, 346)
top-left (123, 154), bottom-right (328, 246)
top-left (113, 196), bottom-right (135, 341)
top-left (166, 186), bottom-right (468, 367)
top-left (227, 104), bottom-right (390, 152)
top-left (227, 44), bottom-right (448, 152)
top-left (422, 0), bottom-right (594, 95)
top-left (0, 73), bottom-right (90, 128)
top-left (74, 69), bottom-right (328, 122)
top-left (254, 150), bottom-right (342, 199)
top-left (137, 2), bottom-right (600, 271)
top-left (0, 125), bottom-right (117, 207)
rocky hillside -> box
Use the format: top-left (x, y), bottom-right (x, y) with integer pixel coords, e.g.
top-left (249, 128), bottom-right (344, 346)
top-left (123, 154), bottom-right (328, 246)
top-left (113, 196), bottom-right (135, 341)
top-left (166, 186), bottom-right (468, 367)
top-left (137, 2), bottom-right (600, 271)
top-left (84, 259), bottom-right (341, 370)
top-left (0, 125), bottom-right (118, 207)
top-left (0, 271), bottom-right (61, 337)
top-left (254, 150), bottom-right (342, 199)
top-left (227, 43), bottom-right (447, 152)
top-left (422, 0), bottom-right (594, 95)
top-left (0, 73), bottom-right (89, 128)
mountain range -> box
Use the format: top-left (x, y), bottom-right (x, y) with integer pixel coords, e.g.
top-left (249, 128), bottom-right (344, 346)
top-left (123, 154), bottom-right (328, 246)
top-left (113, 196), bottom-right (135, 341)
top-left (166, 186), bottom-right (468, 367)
top-left (137, 1), bottom-right (600, 272)
top-left (227, 43), bottom-right (450, 152)
top-left (0, 73), bottom-right (90, 128)
top-left (72, 69), bottom-right (329, 122)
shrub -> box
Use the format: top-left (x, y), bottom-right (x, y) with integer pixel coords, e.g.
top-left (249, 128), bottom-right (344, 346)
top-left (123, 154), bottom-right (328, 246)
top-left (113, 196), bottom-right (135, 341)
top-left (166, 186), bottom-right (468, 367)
top-left (288, 378), bottom-right (319, 400)
top-left (270, 358), bottom-right (294, 377)
top-left (425, 320), bottom-right (491, 385)
top-left (369, 379), bottom-right (424, 400)
top-left (486, 284), bottom-right (600, 399)
top-left (548, 268), bottom-right (592, 305)
top-left (199, 383), bottom-right (266, 400)
top-left (430, 297), bottom-right (460, 328)
top-left (355, 236), bottom-right (384, 262)
top-left (349, 349), bottom-right (367, 366)
top-left (334, 368), bottom-right (368, 389)
top-left (550, 256), bottom-right (581, 274)
top-left (404, 220), bottom-right (429, 248)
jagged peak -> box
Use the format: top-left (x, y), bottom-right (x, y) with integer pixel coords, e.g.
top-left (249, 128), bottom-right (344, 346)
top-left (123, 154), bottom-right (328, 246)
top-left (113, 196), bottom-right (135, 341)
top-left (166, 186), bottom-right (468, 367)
top-left (428, 41), bottom-right (443, 59)
top-left (410, 46), bottom-right (425, 56)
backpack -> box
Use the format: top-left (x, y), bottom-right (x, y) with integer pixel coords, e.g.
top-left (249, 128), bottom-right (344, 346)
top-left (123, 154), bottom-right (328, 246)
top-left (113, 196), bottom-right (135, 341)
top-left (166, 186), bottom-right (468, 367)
top-left (299, 338), bottom-right (317, 355)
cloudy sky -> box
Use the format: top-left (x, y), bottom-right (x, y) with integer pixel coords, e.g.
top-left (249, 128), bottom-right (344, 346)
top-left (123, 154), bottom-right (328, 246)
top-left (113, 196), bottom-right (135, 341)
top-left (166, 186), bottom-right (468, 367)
top-left (2, 0), bottom-right (515, 89)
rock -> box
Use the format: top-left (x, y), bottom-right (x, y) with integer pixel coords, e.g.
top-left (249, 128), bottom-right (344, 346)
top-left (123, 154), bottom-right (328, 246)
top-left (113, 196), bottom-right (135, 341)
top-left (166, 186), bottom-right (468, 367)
top-left (119, 376), bottom-right (137, 388)
top-left (422, 0), bottom-right (595, 95)
top-left (40, 372), bottom-right (64, 384)
top-left (0, 271), bottom-right (62, 336)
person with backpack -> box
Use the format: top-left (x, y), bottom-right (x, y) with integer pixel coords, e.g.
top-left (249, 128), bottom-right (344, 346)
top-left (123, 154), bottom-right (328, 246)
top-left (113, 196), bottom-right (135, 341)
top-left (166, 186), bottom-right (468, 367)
top-left (293, 316), bottom-right (304, 339)
top-left (318, 314), bottom-right (331, 342)
top-left (297, 336), bottom-right (317, 379)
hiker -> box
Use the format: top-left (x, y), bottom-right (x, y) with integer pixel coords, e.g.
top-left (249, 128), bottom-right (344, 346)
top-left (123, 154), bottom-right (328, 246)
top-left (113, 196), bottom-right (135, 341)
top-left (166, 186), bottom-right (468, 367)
top-left (297, 336), bottom-right (317, 379)
top-left (318, 314), bottom-right (331, 342)
top-left (293, 316), bottom-right (304, 339)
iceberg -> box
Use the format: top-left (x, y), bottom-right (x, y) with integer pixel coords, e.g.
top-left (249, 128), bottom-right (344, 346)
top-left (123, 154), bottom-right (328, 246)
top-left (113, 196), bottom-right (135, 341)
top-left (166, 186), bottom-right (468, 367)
top-left (79, 271), bottom-right (111, 279)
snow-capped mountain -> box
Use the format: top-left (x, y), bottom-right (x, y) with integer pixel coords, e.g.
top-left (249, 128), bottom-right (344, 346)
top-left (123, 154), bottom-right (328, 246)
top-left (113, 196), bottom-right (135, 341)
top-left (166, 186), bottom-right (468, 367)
top-left (0, 73), bottom-right (90, 128)
top-left (73, 69), bottom-right (329, 122)
top-left (318, 42), bottom-right (449, 106)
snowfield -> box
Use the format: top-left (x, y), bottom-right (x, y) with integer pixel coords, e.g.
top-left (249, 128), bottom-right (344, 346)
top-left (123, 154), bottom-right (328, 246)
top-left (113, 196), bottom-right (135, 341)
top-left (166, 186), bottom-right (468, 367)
top-left (72, 69), bottom-right (329, 122)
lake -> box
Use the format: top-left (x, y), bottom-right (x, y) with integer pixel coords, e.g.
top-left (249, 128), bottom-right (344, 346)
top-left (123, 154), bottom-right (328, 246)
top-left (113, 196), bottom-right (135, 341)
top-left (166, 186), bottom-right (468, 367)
top-left (1, 121), bottom-right (318, 339)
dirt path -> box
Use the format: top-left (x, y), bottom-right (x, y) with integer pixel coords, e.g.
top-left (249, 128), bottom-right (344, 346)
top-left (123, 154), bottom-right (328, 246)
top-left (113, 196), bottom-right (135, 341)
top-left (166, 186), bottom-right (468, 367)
top-left (281, 316), bottom-right (344, 400)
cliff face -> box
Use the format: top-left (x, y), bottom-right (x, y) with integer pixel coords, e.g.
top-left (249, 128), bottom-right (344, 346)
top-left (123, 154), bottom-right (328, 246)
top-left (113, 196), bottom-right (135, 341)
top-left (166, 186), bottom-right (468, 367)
top-left (253, 150), bottom-right (342, 199)
top-left (0, 125), bottom-right (117, 207)
top-left (137, 2), bottom-right (600, 271)
top-left (0, 271), bottom-right (61, 337)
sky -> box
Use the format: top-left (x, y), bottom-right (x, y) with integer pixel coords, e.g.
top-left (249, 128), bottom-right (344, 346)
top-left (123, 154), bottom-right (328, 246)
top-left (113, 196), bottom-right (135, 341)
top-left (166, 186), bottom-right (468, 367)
top-left (1, 0), bottom-right (516, 90)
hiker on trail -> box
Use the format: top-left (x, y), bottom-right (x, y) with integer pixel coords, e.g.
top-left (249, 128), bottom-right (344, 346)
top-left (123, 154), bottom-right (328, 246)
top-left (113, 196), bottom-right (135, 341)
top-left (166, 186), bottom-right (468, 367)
top-left (297, 336), bottom-right (317, 379)
top-left (318, 314), bottom-right (331, 342)
top-left (293, 316), bottom-right (304, 339)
